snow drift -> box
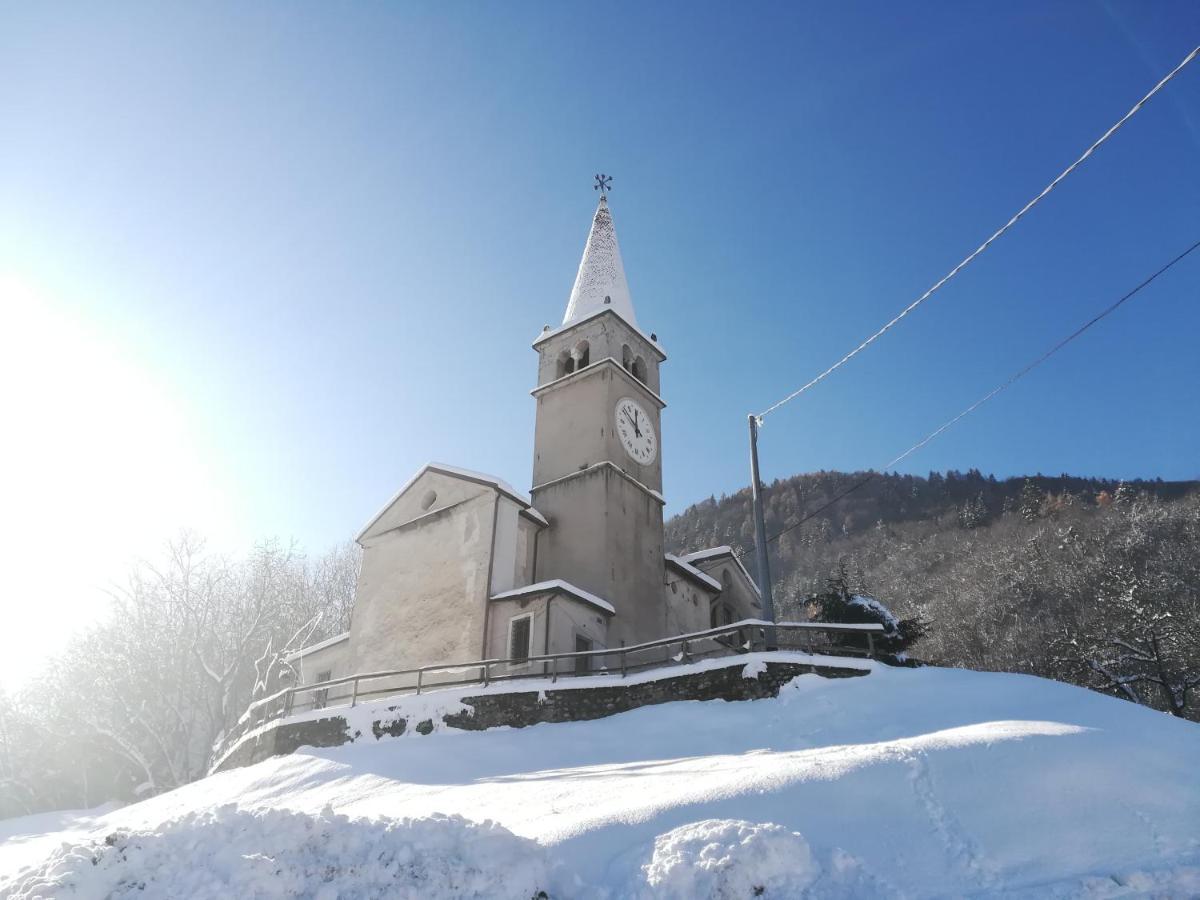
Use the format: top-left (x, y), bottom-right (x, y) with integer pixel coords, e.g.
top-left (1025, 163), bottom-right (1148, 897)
top-left (3, 660), bottom-right (1200, 898)
top-left (4, 807), bottom-right (551, 900)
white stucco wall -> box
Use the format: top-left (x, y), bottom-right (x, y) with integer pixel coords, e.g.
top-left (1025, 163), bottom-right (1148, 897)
top-left (289, 638), bottom-right (351, 710)
top-left (486, 593), bottom-right (609, 676)
top-left (291, 640), bottom-right (349, 684)
top-left (349, 472), bottom-right (499, 677)
top-left (489, 496), bottom-right (531, 596)
top-left (663, 569), bottom-right (714, 637)
top-left (531, 361), bottom-right (664, 492)
top-left (531, 466), bottom-right (665, 651)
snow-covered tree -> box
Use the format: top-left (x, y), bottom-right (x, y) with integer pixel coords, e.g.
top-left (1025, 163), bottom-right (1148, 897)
top-left (804, 565), bottom-right (927, 659)
top-left (1, 534), bottom-right (360, 815)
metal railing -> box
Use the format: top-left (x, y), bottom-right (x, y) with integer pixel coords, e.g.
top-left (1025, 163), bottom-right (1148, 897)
top-left (223, 619), bottom-right (884, 753)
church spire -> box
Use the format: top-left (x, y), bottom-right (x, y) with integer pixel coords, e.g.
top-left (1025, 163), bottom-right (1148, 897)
top-left (562, 179), bottom-right (637, 328)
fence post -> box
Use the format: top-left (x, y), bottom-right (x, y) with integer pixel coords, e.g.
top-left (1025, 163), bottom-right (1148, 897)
top-left (283, 690), bottom-right (294, 717)
top-left (350, 679), bottom-right (359, 708)
top-left (867, 632), bottom-right (875, 659)
top-left (416, 669), bottom-right (423, 695)
top-left (482, 663), bottom-right (489, 687)
top-left (620, 649), bottom-right (627, 678)
top-left (681, 640), bottom-right (690, 663)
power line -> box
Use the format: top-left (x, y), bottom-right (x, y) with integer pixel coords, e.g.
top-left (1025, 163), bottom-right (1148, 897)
top-left (757, 44), bottom-right (1200, 421)
top-left (751, 237), bottom-right (1200, 553)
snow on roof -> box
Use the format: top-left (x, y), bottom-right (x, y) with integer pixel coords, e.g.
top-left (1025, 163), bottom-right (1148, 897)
top-left (490, 579), bottom-right (616, 615)
top-left (284, 631), bottom-right (349, 663)
top-left (356, 462), bottom-right (545, 542)
top-left (678, 545), bottom-right (735, 563)
top-left (664, 553), bottom-right (722, 592)
top-left (679, 546), bottom-right (761, 598)
top-left (562, 196), bottom-right (636, 329)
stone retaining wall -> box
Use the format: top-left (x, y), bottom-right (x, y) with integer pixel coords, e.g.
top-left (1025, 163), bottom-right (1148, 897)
top-left (214, 657), bottom-right (868, 773)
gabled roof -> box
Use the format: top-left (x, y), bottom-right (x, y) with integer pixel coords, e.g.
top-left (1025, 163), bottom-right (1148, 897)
top-left (664, 553), bottom-right (722, 592)
top-left (490, 579), bottom-right (616, 615)
top-left (679, 546), bottom-right (762, 598)
top-left (562, 196), bottom-right (637, 329)
top-left (284, 631), bottom-right (349, 664)
top-left (356, 462), bottom-right (547, 543)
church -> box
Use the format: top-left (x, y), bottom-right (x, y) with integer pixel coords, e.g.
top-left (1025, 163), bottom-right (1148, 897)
top-left (288, 187), bottom-right (761, 693)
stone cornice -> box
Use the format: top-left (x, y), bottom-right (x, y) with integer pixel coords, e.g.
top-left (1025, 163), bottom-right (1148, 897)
top-left (530, 356), bottom-right (666, 409)
top-left (531, 460), bottom-right (665, 507)
top-left (531, 308), bottom-right (668, 361)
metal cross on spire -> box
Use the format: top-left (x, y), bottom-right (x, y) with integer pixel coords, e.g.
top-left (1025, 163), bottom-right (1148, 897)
top-left (593, 173), bottom-right (613, 198)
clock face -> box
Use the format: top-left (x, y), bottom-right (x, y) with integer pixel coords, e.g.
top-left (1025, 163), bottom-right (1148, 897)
top-left (614, 397), bottom-right (658, 466)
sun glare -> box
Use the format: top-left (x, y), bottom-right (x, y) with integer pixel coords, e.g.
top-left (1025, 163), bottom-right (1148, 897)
top-left (0, 274), bottom-right (235, 688)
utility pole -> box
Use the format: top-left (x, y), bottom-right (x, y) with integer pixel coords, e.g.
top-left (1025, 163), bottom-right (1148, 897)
top-left (748, 414), bottom-right (777, 649)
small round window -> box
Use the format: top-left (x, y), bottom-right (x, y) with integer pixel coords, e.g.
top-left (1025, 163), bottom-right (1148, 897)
top-left (420, 489), bottom-right (438, 511)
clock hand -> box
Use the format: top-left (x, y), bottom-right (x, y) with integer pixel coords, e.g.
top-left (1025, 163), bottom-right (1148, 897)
top-left (633, 410), bottom-right (641, 437)
top-left (623, 409), bottom-right (641, 437)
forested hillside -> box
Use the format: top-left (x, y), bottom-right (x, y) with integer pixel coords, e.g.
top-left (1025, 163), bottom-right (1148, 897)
top-left (668, 470), bottom-right (1200, 720)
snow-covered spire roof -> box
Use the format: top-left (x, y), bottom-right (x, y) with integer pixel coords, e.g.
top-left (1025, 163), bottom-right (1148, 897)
top-left (562, 195), bottom-right (637, 328)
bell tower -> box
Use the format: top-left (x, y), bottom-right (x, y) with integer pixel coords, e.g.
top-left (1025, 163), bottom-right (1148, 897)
top-left (529, 185), bottom-right (669, 648)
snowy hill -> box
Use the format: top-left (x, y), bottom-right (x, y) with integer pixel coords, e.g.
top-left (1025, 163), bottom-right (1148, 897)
top-left (3, 661), bottom-right (1199, 898)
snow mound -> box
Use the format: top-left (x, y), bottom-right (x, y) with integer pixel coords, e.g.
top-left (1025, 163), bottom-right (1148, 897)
top-left (1, 806), bottom-right (552, 900)
top-left (740, 659), bottom-right (767, 679)
top-left (5, 664), bottom-right (1200, 897)
top-left (638, 818), bottom-right (818, 898)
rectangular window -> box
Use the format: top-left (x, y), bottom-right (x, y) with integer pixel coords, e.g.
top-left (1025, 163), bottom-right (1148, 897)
top-left (509, 615), bottom-right (532, 663)
top-left (313, 670), bottom-right (332, 710)
top-left (574, 634), bottom-right (592, 676)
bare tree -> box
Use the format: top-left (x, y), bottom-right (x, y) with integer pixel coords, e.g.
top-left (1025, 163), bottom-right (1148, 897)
top-left (1, 533), bottom-right (362, 815)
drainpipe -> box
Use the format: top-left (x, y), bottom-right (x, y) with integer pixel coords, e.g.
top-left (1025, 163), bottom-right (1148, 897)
top-left (531, 523), bottom-right (541, 582)
top-left (542, 596), bottom-right (554, 676)
top-left (479, 494), bottom-right (501, 659)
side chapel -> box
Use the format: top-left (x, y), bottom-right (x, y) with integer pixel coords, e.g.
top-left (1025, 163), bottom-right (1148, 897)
top-left (289, 188), bottom-right (760, 689)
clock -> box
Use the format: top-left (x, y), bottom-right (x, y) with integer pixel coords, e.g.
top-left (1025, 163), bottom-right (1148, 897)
top-left (614, 396), bottom-right (658, 466)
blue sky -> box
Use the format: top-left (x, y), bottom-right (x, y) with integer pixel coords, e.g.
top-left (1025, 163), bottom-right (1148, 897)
top-left (1, 3), bottom-right (1198, 677)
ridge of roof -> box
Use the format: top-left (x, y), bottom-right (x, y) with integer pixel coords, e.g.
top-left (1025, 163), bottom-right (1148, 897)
top-left (680, 546), bottom-right (762, 598)
top-left (664, 553), bottom-right (723, 592)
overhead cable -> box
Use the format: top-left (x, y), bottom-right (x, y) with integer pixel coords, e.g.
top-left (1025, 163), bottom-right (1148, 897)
top-left (753, 237), bottom-right (1200, 552)
top-left (756, 44), bottom-right (1199, 421)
